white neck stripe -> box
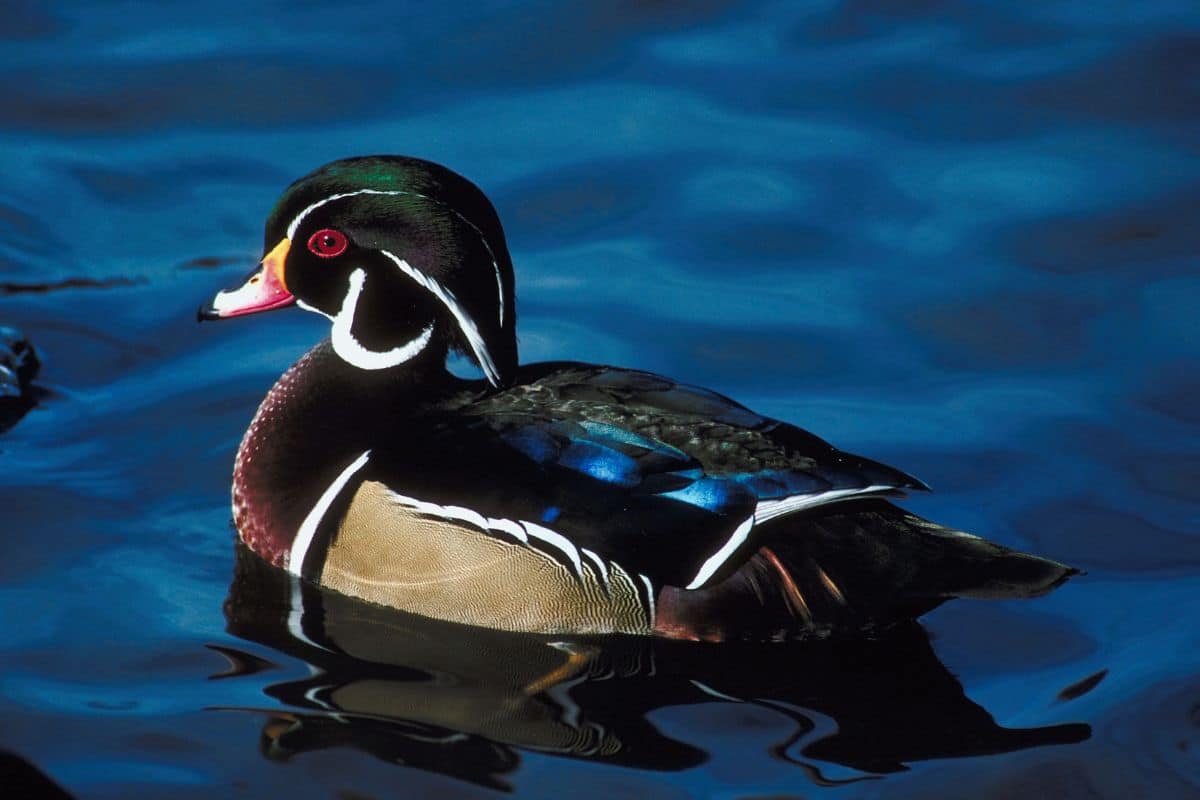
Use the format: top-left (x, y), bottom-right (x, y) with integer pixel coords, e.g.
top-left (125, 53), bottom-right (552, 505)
top-left (325, 268), bottom-right (435, 370)
top-left (380, 251), bottom-right (500, 386)
top-left (286, 187), bottom-right (507, 327)
top-left (289, 450), bottom-right (372, 577)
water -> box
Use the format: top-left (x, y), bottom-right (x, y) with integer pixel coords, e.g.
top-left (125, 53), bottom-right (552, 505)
top-left (1, 1), bottom-right (1198, 797)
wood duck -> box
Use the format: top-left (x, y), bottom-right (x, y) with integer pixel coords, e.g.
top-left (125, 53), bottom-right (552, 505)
top-left (199, 155), bottom-right (1076, 641)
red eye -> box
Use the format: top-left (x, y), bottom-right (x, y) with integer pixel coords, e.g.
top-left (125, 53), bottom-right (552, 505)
top-left (307, 228), bottom-right (348, 258)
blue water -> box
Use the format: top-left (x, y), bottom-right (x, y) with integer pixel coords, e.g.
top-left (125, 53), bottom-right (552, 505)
top-left (2, 1), bottom-right (1198, 797)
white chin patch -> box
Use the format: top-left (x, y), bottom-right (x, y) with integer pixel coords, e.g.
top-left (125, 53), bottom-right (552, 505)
top-left (312, 268), bottom-right (435, 370)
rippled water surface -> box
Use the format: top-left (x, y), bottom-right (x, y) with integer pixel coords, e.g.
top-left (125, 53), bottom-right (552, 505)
top-left (2, 2), bottom-right (1198, 797)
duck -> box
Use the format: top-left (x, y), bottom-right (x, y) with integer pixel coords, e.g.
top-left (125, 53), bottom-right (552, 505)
top-left (199, 155), bottom-right (1076, 642)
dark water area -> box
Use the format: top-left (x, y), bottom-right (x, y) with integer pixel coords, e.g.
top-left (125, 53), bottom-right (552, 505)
top-left (1, 1), bottom-right (1198, 797)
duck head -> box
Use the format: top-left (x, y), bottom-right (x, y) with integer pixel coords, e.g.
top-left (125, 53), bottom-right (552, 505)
top-left (200, 156), bottom-right (518, 386)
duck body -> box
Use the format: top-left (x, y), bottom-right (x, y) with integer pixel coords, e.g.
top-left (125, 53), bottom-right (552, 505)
top-left (204, 156), bottom-right (1075, 641)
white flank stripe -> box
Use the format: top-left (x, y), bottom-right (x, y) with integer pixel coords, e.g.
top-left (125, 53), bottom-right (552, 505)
top-left (328, 268), bottom-right (435, 370)
top-left (522, 521), bottom-right (584, 579)
top-left (289, 450), bottom-right (372, 576)
top-left (437, 504), bottom-right (490, 531)
top-left (753, 485), bottom-right (895, 525)
top-left (639, 573), bottom-right (657, 624)
top-left (580, 548), bottom-right (611, 590)
top-left (388, 491), bottom-right (457, 521)
top-left (385, 490), bottom-right (594, 579)
top-left (686, 515), bottom-right (755, 590)
top-left (487, 517), bottom-right (529, 543)
top-left (380, 251), bottom-right (500, 385)
top-left (287, 188), bottom-right (506, 329)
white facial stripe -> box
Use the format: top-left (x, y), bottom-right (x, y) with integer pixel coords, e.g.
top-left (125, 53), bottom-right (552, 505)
top-left (290, 450), bottom-right (372, 577)
top-left (296, 298), bottom-right (332, 320)
top-left (286, 188), bottom-right (507, 327)
top-left (326, 268), bottom-right (435, 370)
top-left (380, 251), bottom-right (500, 386)
top-left (288, 189), bottom-right (402, 240)
top-left (686, 515), bottom-right (755, 590)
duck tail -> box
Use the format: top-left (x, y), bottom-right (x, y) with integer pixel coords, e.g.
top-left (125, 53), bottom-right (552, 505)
top-left (801, 497), bottom-right (1076, 596)
top-left (655, 500), bottom-right (1078, 641)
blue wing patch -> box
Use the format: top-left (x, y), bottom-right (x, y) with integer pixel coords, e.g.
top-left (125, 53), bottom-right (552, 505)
top-left (731, 469), bottom-right (829, 499)
top-left (557, 440), bottom-right (642, 488)
top-left (658, 476), bottom-right (750, 514)
top-left (500, 420), bottom-right (677, 490)
top-left (500, 425), bottom-right (559, 464)
top-left (498, 417), bottom-right (847, 516)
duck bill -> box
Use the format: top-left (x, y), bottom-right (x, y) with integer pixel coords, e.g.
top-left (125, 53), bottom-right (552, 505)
top-left (198, 238), bottom-right (294, 321)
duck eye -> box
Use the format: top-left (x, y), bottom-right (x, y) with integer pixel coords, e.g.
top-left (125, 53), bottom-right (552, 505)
top-left (307, 228), bottom-right (348, 258)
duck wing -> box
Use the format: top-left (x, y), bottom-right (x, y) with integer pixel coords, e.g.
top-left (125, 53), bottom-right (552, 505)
top-left (370, 363), bottom-right (927, 592)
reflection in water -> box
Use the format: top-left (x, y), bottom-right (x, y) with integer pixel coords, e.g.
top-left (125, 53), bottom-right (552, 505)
top-left (220, 545), bottom-right (1089, 791)
top-left (0, 750), bottom-right (75, 800)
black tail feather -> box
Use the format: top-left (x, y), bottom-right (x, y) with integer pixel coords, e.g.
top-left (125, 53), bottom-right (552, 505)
top-left (656, 500), bottom-right (1077, 641)
top-left (761, 500), bottom-right (1078, 630)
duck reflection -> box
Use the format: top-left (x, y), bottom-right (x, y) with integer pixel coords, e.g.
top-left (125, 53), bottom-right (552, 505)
top-left (220, 544), bottom-right (1088, 791)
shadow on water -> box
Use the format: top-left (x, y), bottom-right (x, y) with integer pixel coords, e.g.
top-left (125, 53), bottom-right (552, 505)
top-left (218, 544), bottom-right (1088, 792)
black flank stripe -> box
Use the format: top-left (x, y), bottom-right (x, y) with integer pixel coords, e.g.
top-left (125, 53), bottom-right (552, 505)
top-left (305, 471), bottom-right (369, 585)
top-left (525, 535), bottom-right (584, 580)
